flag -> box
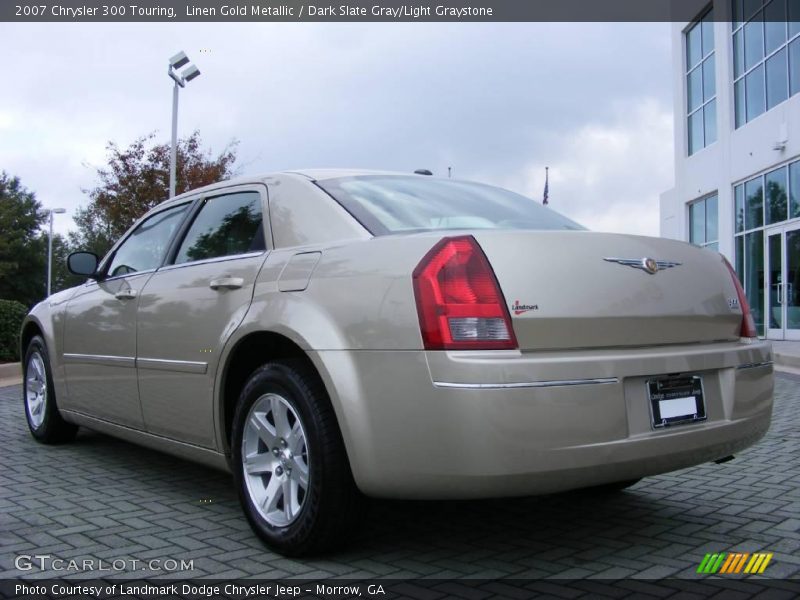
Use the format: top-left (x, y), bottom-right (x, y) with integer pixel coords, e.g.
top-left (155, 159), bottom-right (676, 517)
top-left (543, 167), bottom-right (549, 205)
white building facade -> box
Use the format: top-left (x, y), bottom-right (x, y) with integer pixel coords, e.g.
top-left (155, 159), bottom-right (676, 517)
top-left (660, 0), bottom-right (800, 340)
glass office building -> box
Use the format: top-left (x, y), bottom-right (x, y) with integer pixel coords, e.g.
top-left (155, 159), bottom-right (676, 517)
top-left (660, 0), bottom-right (800, 340)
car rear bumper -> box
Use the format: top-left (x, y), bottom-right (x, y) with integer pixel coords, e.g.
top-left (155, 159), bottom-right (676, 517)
top-left (312, 340), bottom-right (773, 499)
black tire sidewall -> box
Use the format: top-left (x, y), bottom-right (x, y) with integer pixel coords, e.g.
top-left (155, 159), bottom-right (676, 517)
top-left (231, 363), bottom-right (326, 552)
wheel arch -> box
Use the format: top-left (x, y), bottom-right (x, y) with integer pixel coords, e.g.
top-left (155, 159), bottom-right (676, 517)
top-left (217, 330), bottom-right (354, 469)
top-left (20, 318), bottom-right (45, 357)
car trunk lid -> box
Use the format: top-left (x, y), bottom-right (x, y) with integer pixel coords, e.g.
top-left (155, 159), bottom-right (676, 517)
top-left (472, 230), bottom-right (742, 351)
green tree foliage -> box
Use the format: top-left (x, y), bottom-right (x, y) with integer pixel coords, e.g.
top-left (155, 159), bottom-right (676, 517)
top-left (0, 173), bottom-right (47, 307)
top-left (50, 233), bottom-right (83, 294)
top-left (0, 299), bottom-right (28, 361)
top-left (71, 131), bottom-right (238, 258)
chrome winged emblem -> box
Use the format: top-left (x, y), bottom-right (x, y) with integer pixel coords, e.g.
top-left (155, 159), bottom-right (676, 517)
top-left (603, 257), bottom-right (681, 275)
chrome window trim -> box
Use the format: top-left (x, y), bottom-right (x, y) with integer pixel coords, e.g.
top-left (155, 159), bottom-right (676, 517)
top-left (136, 358), bottom-right (208, 374)
top-left (157, 251), bottom-right (266, 273)
top-left (432, 377), bottom-right (619, 389)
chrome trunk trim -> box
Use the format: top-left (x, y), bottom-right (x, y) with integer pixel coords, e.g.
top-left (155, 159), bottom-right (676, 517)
top-left (433, 377), bottom-right (619, 389)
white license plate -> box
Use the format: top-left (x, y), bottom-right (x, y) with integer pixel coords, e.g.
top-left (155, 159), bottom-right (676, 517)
top-left (648, 375), bottom-right (707, 428)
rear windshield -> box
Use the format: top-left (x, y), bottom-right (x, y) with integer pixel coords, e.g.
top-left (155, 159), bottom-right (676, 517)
top-left (317, 175), bottom-right (585, 235)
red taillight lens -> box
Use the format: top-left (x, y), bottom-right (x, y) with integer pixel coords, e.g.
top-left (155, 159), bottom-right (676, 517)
top-left (413, 235), bottom-right (518, 350)
top-left (722, 256), bottom-right (758, 339)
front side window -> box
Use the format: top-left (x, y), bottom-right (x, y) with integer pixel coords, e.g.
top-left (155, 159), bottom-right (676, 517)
top-left (733, 0), bottom-right (800, 127)
top-left (688, 194), bottom-right (719, 251)
top-left (174, 191), bottom-right (265, 265)
top-left (106, 203), bottom-right (189, 277)
top-left (316, 176), bottom-right (584, 235)
top-left (686, 7), bottom-right (717, 155)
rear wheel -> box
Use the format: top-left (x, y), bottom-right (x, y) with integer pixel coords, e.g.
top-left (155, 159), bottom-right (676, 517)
top-left (23, 335), bottom-right (78, 444)
top-left (231, 359), bottom-right (361, 556)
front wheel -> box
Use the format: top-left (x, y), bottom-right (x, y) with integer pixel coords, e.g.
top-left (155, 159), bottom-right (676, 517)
top-left (23, 335), bottom-right (78, 444)
top-left (231, 359), bottom-right (362, 556)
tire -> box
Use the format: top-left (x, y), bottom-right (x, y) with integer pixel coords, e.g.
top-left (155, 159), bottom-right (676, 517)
top-left (23, 335), bottom-right (78, 444)
top-left (231, 359), bottom-right (362, 556)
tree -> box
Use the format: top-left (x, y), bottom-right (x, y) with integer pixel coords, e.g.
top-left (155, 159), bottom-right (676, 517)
top-left (0, 172), bottom-right (47, 307)
top-left (49, 233), bottom-right (83, 294)
top-left (72, 131), bottom-right (238, 257)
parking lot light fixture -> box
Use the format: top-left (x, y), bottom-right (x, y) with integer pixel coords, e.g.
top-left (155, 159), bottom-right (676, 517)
top-left (167, 51), bottom-right (201, 198)
top-left (47, 208), bottom-right (66, 297)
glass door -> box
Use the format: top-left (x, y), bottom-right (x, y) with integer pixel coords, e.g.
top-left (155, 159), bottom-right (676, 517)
top-left (787, 226), bottom-right (800, 340)
top-left (765, 223), bottom-right (800, 341)
top-left (766, 230), bottom-right (782, 339)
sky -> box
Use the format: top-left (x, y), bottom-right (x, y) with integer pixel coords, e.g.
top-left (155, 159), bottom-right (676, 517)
top-left (0, 22), bottom-right (674, 238)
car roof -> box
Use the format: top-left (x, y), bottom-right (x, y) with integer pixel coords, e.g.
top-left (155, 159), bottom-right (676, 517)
top-left (158, 168), bottom-right (436, 210)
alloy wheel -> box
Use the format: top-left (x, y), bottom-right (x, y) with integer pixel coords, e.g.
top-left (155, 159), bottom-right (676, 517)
top-left (26, 352), bottom-right (47, 429)
top-left (241, 393), bottom-right (310, 527)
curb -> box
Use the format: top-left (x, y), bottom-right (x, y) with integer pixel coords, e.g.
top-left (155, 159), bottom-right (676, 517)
top-left (0, 363), bottom-right (21, 379)
top-left (774, 351), bottom-right (800, 370)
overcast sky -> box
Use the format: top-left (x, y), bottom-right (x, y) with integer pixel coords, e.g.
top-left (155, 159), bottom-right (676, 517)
top-left (0, 22), bottom-right (674, 238)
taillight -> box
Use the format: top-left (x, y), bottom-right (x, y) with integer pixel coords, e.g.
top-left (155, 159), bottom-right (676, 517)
top-left (722, 256), bottom-right (758, 339)
top-left (412, 235), bottom-right (518, 350)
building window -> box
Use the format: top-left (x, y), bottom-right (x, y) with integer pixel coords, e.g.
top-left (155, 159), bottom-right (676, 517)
top-left (689, 194), bottom-right (719, 250)
top-left (733, 156), bottom-right (800, 336)
top-left (732, 0), bottom-right (800, 128)
top-left (686, 8), bottom-right (717, 155)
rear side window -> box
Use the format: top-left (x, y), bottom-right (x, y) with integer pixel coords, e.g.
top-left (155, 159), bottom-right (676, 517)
top-left (317, 175), bottom-right (584, 235)
top-left (174, 191), bottom-right (265, 264)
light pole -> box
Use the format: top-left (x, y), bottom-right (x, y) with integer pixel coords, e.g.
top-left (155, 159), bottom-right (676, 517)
top-left (167, 51), bottom-right (201, 198)
top-left (47, 208), bottom-right (66, 297)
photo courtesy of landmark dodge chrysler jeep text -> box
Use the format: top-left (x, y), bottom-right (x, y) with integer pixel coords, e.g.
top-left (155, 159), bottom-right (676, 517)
top-left (21, 170), bottom-right (774, 555)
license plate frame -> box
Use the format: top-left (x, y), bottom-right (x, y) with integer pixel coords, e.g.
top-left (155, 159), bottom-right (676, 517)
top-left (647, 375), bottom-right (706, 429)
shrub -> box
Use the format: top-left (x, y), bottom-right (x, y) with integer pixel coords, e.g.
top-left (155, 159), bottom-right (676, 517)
top-left (0, 299), bottom-right (28, 362)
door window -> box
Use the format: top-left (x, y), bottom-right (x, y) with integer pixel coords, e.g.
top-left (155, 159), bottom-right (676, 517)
top-left (174, 191), bottom-right (265, 264)
top-left (106, 204), bottom-right (189, 277)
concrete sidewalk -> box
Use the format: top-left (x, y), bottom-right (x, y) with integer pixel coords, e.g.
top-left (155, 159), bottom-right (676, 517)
top-left (772, 340), bottom-right (800, 371)
top-left (0, 363), bottom-right (21, 388)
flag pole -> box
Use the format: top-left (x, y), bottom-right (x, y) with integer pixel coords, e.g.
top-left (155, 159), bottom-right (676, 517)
top-left (543, 166), bottom-right (549, 205)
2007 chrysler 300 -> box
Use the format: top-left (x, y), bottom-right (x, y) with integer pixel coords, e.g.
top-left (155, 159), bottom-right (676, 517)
top-left (21, 170), bottom-right (773, 555)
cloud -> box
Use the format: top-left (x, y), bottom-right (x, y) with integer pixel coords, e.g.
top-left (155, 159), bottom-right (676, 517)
top-left (507, 98), bottom-right (674, 236)
top-left (0, 22), bottom-right (673, 238)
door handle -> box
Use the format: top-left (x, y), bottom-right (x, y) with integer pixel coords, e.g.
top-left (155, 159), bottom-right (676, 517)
top-left (777, 283), bottom-right (783, 305)
top-left (209, 277), bottom-right (244, 290)
top-left (115, 289), bottom-right (138, 300)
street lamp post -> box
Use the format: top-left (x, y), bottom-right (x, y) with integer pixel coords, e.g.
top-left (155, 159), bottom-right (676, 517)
top-left (47, 208), bottom-right (66, 297)
top-left (167, 51), bottom-right (201, 198)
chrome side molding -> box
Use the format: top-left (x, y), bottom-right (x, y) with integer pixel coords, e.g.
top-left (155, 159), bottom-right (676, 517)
top-left (63, 353), bottom-right (207, 374)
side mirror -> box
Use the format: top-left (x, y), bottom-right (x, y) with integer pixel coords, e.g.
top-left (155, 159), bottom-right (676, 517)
top-left (67, 252), bottom-right (100, 279)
